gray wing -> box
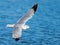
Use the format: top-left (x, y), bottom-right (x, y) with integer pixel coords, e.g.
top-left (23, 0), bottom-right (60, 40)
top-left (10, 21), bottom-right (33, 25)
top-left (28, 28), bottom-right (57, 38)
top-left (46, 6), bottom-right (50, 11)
top-left (17, 9), bottom-right (34, 24)
top-left (16, 3), bottom-right (38, 24)
top-left (12, 27), bottom-right (22, 39)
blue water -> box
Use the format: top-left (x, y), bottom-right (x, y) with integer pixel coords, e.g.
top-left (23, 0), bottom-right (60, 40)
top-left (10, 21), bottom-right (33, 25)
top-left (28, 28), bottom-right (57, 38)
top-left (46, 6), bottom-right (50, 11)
top-left (0, 0), bottom-right (60, 45)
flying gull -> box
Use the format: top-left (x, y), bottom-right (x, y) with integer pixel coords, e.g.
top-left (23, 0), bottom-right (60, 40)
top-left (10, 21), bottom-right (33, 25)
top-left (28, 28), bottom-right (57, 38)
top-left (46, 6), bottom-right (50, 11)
top-left (7, 3), bottom-right (38, 41)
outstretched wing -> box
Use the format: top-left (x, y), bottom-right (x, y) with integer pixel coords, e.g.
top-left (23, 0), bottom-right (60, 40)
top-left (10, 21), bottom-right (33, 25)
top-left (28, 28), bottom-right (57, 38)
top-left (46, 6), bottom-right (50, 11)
top-left (16, 3), bottom-right (38, 24)
top-left (12, 27), bottom-right (22, 41)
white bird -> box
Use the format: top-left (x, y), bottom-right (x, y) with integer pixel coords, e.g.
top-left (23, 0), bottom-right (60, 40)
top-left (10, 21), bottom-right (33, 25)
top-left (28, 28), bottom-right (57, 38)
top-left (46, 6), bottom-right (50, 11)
top-left (6, 3), bottom-right (38, 41)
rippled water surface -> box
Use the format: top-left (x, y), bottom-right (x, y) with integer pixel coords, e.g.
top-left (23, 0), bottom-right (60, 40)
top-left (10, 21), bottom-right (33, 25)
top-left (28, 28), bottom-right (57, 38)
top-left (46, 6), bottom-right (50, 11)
top-left (0, 0), bottom-right (60, 45)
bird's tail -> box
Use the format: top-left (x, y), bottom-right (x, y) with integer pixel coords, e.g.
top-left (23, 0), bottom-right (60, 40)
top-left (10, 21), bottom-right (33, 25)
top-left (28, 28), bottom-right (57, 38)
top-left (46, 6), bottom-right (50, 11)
top-left (6, 24), bottom-right (15, 28)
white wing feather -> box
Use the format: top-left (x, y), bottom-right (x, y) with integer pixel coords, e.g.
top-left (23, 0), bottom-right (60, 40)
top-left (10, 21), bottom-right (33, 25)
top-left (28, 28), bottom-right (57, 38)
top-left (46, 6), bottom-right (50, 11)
top-left (16, 9), bottom-right (34, 24)
top-left (12, 27), bottom-right (22, 38)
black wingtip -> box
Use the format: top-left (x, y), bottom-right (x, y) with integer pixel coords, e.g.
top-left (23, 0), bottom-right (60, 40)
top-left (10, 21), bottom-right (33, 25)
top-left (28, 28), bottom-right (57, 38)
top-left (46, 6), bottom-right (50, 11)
top-left (32, 3), bottom-right (38, 13)
top-left (14, 38), bottom-right (20, 41)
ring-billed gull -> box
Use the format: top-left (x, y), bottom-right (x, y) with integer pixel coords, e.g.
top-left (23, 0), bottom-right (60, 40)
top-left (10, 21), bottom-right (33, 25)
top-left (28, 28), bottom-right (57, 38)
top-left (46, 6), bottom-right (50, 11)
top-left (7, 3), bottom-right (38, 41)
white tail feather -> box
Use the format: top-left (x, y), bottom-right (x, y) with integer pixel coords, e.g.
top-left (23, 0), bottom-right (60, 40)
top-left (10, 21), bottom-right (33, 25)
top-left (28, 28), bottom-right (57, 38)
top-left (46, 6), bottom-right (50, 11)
top-left (6, 24), bottom-right (15, 28)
